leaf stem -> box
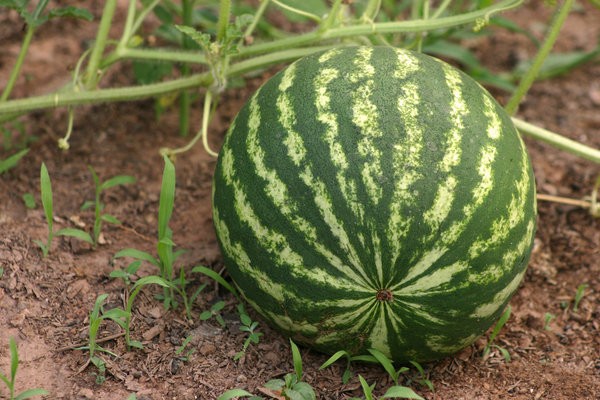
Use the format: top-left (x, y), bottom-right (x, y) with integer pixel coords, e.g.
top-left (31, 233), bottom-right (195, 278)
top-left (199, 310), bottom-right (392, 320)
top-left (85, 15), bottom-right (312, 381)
top-left (505, 0), bottom-right (574, 115)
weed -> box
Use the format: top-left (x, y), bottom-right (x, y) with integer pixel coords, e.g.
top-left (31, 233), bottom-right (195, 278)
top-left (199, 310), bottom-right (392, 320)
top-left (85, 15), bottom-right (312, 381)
top-left (408, 361), bottom-right (434, 392)
top-left (543, 312), bottom-right (556, 331)
top-left (199, 300), bottom-right (226, 327)
top-left (175, 335), bottom-right (196, 362)
top-left (0, 338), bottom-right (48, 399)
top-left (234, 303), bottom-right (263, 361)
top-left (77, 294), bottom-right (128, 383)
top-left (319, 349), bottom-right (378, 384)
top-left (482, 305), bottom-right (511, 362)
top-left (0, 149), bottom-right (29, 175)
top-left (349, 374), bottom-right (424, 400)
top-left (80, 166), bottom-right (135, 247)
top-left (21, 193), bottom-right (35, 209)
top-left (110, 260), bottom-right (142, 287)
top-left (572, 283), bottom-right (588, 313)
top-left (34, 163), bottom-right (93, 257)
top-left (264, 340), bottom-right (316, 400)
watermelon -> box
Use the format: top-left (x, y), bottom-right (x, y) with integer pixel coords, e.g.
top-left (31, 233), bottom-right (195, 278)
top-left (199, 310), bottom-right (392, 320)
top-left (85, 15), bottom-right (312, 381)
top-left (212, 46), bottom-right (536, 362)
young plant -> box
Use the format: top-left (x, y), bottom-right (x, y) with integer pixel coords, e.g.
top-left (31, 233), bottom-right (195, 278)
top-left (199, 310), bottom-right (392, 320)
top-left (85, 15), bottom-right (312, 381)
top-left (319, 349), bottom-right (379, 384)
top-left (234, 303), bottom-right (263, 361)
top-left (0, 149), bottom-right (29, 174)
top-left (264, 340), bottom-right (316, 400)
top-left (34, 162), bottom-right (93, 257)
top-left (408, 361), bottom-right (434, 392)
top-left (175, 335), bottom-right (196, 362)
top-left (0, 338), bottom-right (48, 400)
top-left (114, 156), bottom-right (187, 313)
top-left (572, 283), bottom-right (588, 313)
top-left (482, 305), bottom-right (512, 362)
top-left (367, 348), bottom-right (409, 386)
top-left (199, 300), bottom-right (226, 327)
top-left (77, 294), bottom-right (128, 384)
top-left (543, 312), bottom-right (556, 331)
top-left (109, 260), bottom-right (142, 287)
top-left (81, 166), bottom-right (135, 247)
top-left (349, 375), bottom-right (424, 400)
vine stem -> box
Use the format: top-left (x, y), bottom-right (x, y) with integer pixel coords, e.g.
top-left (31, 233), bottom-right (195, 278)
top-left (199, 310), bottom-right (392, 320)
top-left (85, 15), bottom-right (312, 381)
top-left (84, 0), bottom-right (118, 89)
top-left (1, 24), bottom-right (35, 102)
top-left (505, 0), bottom-right (575, 115)
top-left (512, 117), bottom-right (600, 165)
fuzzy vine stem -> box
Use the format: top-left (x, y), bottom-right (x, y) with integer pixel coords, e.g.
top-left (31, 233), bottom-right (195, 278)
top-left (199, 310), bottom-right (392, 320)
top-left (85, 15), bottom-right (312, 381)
top-left (84, 0), bottom-right (118, 89)
top-left (505, 0), bottom-right (575, 115)
top-left (512, 117), bottom-right (600, 165)
top-left (0, 23), bottom-right (35, 102)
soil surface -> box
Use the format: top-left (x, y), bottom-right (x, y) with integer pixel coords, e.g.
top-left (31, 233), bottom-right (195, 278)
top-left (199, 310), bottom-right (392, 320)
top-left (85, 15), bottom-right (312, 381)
top-left (1, 2), bottom-right (599, 399)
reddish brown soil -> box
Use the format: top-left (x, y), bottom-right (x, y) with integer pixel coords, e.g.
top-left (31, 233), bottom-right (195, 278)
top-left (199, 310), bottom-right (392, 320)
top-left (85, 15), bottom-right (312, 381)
top-left (1, 2), bottom-right (599, 399)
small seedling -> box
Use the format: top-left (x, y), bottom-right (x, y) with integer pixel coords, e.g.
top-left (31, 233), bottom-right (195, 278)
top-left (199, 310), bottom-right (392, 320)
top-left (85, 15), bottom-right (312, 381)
top-left (348, 374), bottom-right (425, 400)
top-left (543, 312), bottom-right (556, 331)
top-left (21, 193), bottom-right (36, 209)
top-left (81, 166), bottom-right (135, 247)
top-left (572, 283), bottom-right (588, 313)
top-left (175, 335), bottom-right (196, 361)
top-left (77, 294), bottom-right (128, 383)
top-left (199, 300), bottom-right (226, 327)
top-left (483, 305), bottom-right (511, 362)
top-left (0, 338), bottom-right (48, 400)
top-left (319, 349), bottom-right (378, 384)
top-left (109, 260), bottom-right (142, 287)
top-left (217, 389), bottom-right (261, 400)
top-left (368, 348), bottom-right (409, 386)
top-left (234, 303), bottom-right (263, 361)
top-left (0, 149), bottom-right (29, 174)
top-left (408, 361), bottom-right (434, 392)
top-left (264, 340), bottom-right (316, 400)
top-left (34, 162), bottom-right (93, 257)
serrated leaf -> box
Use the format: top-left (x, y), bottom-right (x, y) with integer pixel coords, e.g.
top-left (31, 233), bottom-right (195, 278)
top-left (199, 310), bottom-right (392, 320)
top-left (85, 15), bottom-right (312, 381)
top-left (48, 6), bottom-right (93, 21)
top-left (56, 228), bottom-right (94, 244)
top-left (381, 385), bottom-right (425, 399)
top-left (175, 25), bottom-right (211, 49)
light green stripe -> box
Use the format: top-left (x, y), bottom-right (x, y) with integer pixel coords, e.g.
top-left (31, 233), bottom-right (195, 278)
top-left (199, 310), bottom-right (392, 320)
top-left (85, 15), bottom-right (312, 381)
top-left (440, 65), bottom-right (467, 173)
top-left (394, 247), bottom-right (447, 289)
top-left (213, 208), bottom-right (285, 303)
top-left (276, 66), bottom-right (373, 288)
top-left (350, 47), bottom-right (384, 205)
top-left (314, 66), bottom-right (364, 222)
top-left (426, 333), bottom-right (478, 354)
top-left (468, 142), bottom-right (532, 260)
top-left (367, 305), bottom-right (391, 357)
top-left (393, 49), bottom-right (420, 79)
top-left (400, 261), bottom-right (468, 294)
top-left (470, 267), bottom-right (527, 319)
top-left (387, 80), bottom-right (423, 265)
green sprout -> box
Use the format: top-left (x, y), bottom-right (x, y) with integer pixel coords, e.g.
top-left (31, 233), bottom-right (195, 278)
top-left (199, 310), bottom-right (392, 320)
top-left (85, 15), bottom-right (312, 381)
top-left (81, 166), bottom-right (135, 247)
top-left (0, 338), bottom-right (48, 400)
top-left (234, 303), bottom-right (263, 361)
top-left (483, 305), bottom-right (512, 362)
top-left (572, 283), bottom-right (588, 313)
top-left (264, 340), bottom-right (316, 400)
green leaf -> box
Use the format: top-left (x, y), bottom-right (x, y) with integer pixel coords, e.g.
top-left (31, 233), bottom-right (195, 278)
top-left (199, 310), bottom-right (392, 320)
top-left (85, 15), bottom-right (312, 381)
top-left (199, 311), bottom-right (212, 320)
top-left (319, 350), bottom-right (349, 370)
top-left (132, 275), bottom-right (172, 290)
top-left (357, 375), bottom-right (373, 400)
top-left (100, 213), bottom-right (121, 225)
top-left (290, 339), bottom-right (303, 381)
top-left (56, 227), bottom-right (94, 245)
top-left (291, 382), bottom-right (316, 400)
top-left (217, 389), bottom-right (255, 400)
top-left (14, 388), bottom-right (50, 400)
top-left (39, 162), bottom-right (54, 232)
top-left (174, 25), bottom-right (211, 49)
top-left (381, 386), bottom-right (425, 399)
top-left (22, 192), bottom-right (36, 209)
top-left (80, 200), bottom-right (94, 211)
top-left (114, 248), bottom-right (159, 267)
top-left (9, 337), bottom-right (19, 381)
top-left (158, 155), bottom-right (176, 240)
top-left (368, 348), bottom-right (398, 383)
top-left (0, 148), bottom-right (29, 174)
top-left (128, 340), bottom-right (144, 349)
top-left (100, 174), bottom-right (136, 191)
top-left (47, 6), bottom-right (93, 21)
top-left (264, 379), bottom-right (285, 390)
top-left (191, 265), bottom-right (239, 299)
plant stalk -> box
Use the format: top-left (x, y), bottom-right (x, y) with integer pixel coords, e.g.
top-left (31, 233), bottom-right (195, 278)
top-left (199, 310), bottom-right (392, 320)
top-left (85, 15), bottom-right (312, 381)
top-left (84, 0), bottom-right (118, 89)
top-left (505, 0), bottom-right (574, 115)
top-left (1, 24), bottom-right (35, 102)
top-left (512, 117), bottom-right (600, 165)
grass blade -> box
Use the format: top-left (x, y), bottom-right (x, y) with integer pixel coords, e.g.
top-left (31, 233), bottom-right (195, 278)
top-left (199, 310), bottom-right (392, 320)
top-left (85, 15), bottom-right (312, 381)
top-left (56, 227), bottom-right (94, 245)
top-left (99, 174), bottom-right (136, 191)
top-left (381, 386), bottom-right (425, 399)
top-left (319, 350), bottom-right (349, 370)
top-left (217, 389), bottom-right (255, 400)
top-left (40, 162), bottom-right (53, 234)
top-left (114, 248), bottom-right (159, 267)
top-left (14, 388), bottom-right (50, 400)
top-left (290, 339), bottom-right (303, 381)
top-left (158, 155), bottom-right (175, 240)
top-left (191, 265), bottom-right (239, 299)
top-left (0, 148), bottom-right (29, 174)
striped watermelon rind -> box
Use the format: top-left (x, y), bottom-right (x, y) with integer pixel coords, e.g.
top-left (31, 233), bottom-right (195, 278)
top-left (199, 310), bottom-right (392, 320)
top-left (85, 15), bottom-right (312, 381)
top-left (212, 46), bottom-right (536, 362)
